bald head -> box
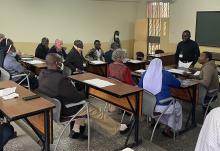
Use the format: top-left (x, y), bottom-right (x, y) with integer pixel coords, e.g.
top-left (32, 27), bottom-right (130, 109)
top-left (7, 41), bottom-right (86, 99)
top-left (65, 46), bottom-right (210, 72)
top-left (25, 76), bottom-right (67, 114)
top-left (46, 53), bottom-right (63, 70)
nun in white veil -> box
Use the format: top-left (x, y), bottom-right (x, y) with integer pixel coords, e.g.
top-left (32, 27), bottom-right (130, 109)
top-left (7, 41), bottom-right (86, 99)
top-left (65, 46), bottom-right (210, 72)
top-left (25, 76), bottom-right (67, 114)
top-left (140, 58), bottom-right (182, 137)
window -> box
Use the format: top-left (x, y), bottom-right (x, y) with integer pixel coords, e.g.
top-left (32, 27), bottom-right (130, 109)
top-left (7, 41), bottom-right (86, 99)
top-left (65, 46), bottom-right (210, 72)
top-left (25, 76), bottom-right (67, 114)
top-left (147, 2), bottom-right (170, 54)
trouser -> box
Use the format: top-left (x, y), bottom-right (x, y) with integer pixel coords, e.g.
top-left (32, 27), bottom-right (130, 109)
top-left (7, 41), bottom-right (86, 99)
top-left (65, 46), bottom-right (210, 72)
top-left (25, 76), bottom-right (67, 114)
top-left (199, 84), bottom-right (207, 107)
top-left (0, 123), bottom-right (14, 151)
top-left (77, 103), bottom-right (120, 135)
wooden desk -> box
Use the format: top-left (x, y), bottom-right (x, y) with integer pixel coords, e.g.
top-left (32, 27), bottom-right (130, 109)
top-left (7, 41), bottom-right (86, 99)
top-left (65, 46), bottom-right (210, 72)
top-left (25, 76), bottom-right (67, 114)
top-left (0, 81), bottom-right (55, 151)
top-left (86, 62), bottom-right (108, 77)
top-left (20, 56), bottom-right (47, 75)
top-left (69, 72), bottom-right (143, 149)
top-left (148, 53), bottom-right (175, 66)
top-left (125, 60), bottom-right (147, 71)
top-left (131, 71), bottom-right (199, 132)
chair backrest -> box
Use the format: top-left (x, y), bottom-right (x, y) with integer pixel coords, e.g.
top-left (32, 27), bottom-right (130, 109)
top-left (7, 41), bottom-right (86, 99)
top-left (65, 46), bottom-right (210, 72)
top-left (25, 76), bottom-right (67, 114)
top-left (51, 98), bottom-right (62, 123)
top-left (0, 67), bottom-right (10, 81)
top-left (142, 90), bottom-right (157, 116)
top-left (62, 66), bottom-right (72, 76)
top-left (136, 51), bottom-right (145, 60)
top-left (34, 90), bottom-right (61, 123)
top-left (155, 49), bottom-right (164, 54)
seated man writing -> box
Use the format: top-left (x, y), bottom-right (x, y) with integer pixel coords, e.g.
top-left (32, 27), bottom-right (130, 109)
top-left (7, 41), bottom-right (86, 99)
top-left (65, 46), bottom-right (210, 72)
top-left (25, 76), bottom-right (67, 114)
top-left (185, 51), bottom-right (219, 114)
top-left (3, 44), bottom-right (38, 89)
top-left (38, 53), bottom-right (129, 139)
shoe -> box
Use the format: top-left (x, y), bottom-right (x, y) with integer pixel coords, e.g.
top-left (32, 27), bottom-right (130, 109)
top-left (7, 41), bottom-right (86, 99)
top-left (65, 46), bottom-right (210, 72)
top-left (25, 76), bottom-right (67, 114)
top-left (162, 130), bottom-right (173, 138)
top-left (80, 125), bottom-right (86, 135)
top-left (69, 130), bottom-right (88, 140)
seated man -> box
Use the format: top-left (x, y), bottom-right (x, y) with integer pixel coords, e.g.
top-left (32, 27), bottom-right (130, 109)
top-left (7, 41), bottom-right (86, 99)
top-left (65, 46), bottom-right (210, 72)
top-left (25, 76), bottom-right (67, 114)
top-left (64, 40), bottom-right (87, 72)
top-left (35, 37), bottom-right (49, 60)
top-left (138, 58), bottom-right (182, 137)
top-left (48, 39), bottom-right (67, 59)
top-left (186, 51), bottom-right (219, 113)
top-left (3, 45), bottom-right (38, 89)
top-left (85, 40), bottom-right (105, 61)
top-left (38, 53), bottom-right (129, 139)
top-left (108, 49), bottom-right (134, 85)
top-left (195, 107), bottom-right (220, 151)
top-left (104, 42), bottom-right (119, 64)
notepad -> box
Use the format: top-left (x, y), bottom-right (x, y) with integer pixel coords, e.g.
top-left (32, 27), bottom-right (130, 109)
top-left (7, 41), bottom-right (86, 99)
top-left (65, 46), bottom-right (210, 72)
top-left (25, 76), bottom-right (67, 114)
top-left (21, 57), bottom-right (33, 61)
top-left (83, 79), bottom-right (115, 88)
top-left (90, 60), bottom-right (106, 64)
top-left (127, 59), bottom-right (142, 64)
top-left (24, 60), bottom-right (44, 64)
top-left (135, 69), bottom-right (146, 74)
top-left (178, 61), bottom-right (192, 68)
top-left (193, 71), bottom-right (201, 76)
top-left (2, 93), bottom-right (19, 100)
top-left (167, 69), bottom-right (185, 75)
top-left (0, 87), bottom-right (16, 97)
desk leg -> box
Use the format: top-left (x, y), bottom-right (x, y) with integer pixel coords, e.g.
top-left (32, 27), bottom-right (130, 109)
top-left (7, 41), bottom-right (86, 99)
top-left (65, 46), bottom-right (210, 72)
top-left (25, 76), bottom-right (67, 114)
top-left (191, 85), bottom-right (197, 127)
top-left (44, 110), bottom-right (50, 151)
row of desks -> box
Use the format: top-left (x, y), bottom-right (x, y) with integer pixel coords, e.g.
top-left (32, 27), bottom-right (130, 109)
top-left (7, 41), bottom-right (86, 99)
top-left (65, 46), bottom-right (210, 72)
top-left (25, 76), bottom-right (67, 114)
top-left (0, 52), bottom-right (180, 150)
top-left (20, 52), bottom-right (175, 76)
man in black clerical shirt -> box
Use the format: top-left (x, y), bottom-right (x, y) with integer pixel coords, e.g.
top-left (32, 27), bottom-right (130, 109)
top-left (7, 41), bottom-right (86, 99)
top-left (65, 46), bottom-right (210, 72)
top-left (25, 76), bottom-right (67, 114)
top-left (175, 30), bottom-right (200, 66)
top-left (35, 37), bottom-right (49, 60)
top-left (64, 40), bottom-right (87, 72)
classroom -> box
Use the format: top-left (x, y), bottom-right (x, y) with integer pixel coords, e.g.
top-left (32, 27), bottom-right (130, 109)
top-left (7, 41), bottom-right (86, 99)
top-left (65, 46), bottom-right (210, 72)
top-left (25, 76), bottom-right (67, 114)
top-left (0, 0), bottom-right (220, 151)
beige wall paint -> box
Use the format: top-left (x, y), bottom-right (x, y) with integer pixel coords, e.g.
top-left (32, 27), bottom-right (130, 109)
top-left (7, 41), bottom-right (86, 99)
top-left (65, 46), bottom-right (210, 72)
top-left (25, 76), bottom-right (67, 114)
top-left (14, 40), bottom-right (134, 58)
top-left (168, 0), bottom-right (220, 53)
top-left (0, 0), bottom-right (138, 57)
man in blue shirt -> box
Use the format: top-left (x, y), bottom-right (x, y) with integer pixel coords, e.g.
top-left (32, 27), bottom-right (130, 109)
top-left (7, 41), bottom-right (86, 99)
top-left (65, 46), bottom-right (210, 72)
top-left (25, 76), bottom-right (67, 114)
top-left (104, 42), bottom-right (119, 64)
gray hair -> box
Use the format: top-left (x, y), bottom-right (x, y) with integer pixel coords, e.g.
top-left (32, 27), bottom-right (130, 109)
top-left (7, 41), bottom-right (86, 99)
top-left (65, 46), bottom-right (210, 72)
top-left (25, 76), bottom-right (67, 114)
top-left (112, 49), bottom-right (126, 62)
top-left (0, 33), bottom-right (5, 39)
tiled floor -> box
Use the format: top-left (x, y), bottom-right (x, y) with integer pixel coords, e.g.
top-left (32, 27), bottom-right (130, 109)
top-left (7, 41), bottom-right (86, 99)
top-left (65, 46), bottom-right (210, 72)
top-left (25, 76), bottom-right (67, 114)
top-left (4, 98), bottom-right (204, 151)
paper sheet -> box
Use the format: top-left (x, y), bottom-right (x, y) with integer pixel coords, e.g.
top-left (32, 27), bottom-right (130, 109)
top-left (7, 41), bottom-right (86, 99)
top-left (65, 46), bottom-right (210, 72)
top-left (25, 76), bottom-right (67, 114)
top-left (167, 69), bottom-right (185, 75)
top-left (194, 71), bottom-right (201, 76)
top-left (127, 59), bottom-right (142, 64)
top-left (181, 79), bottom-right (192, 87)
top-left (2, 93), bottom-right (19, 100)
top-left (24, 60), bottom-right (44, 64)
top-left (0, 87), bottom-right (16, 97)
top-left (90, 60), bottom-right (106, 64)
top-left (21, 57), bottom-right (33, 61)
top-left (178, 61), bottom-right (193, 68)
top-left (83, 78), bottom-right (115, 88)
top-left (135, 69), bottom-right (146, 74)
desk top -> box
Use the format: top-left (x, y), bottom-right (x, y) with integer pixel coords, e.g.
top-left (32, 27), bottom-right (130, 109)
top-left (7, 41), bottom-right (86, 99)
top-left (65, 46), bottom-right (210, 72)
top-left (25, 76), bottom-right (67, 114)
top-left (0, 81), bottom-right (55, 121)
top-left (131, 70), bottom-right (199, 88)
top-left (21, 55), bottom-right (47, 69)
top-left (70, 72), bottom-right (142, 97)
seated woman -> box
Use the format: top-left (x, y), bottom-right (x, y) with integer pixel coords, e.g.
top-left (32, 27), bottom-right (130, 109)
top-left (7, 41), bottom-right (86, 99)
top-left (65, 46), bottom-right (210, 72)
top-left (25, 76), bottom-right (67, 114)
top-left (108, 49), bottom-right (134, 85)
top-left (138, 58), bottom-right (182, 137)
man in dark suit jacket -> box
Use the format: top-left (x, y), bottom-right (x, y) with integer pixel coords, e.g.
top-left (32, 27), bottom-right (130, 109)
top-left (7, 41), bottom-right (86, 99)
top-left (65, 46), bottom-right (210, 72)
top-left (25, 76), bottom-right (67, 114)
top-left (38, 53), bottom-right (129, 138)
top-left (35, 37), bottom-right (49, 60)
top-left (48, 39), bottom-right (67, 59)
top-left (64, 40), bottom-right (87, 72)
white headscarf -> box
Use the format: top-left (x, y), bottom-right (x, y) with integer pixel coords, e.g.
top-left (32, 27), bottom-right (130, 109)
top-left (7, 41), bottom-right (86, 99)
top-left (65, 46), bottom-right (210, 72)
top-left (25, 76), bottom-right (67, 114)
top-left (143, 58), bottom-right (162, 95)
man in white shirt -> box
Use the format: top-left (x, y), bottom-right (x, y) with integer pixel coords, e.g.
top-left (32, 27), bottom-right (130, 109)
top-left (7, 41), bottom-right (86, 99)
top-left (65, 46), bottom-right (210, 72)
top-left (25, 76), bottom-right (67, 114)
top-left (195, 107), bottom-right (220, 151)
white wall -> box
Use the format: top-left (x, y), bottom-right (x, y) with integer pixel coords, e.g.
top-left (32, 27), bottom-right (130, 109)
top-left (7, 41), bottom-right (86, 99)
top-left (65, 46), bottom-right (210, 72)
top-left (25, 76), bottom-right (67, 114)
top-left (169, 0), bottom-right (220, 43)
top-left (0, 0), bottom-right (138, 43)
